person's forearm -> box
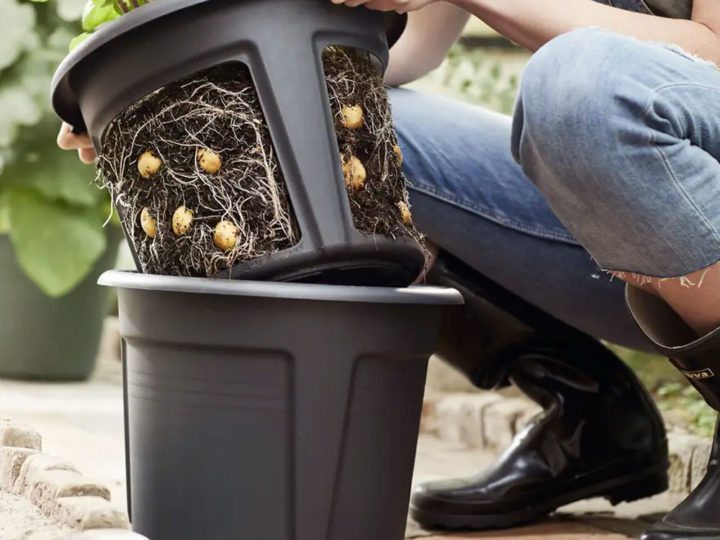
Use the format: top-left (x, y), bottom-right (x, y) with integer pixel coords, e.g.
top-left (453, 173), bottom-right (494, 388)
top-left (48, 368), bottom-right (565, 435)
top-left (449, 0), bottom-right (720, 63)
top-left (385, 2), bottom-right (469, 86)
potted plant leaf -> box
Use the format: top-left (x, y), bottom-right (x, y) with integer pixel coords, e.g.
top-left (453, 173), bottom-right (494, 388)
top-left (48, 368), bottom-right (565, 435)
top-left (0, 0), bottom-right (121, 380)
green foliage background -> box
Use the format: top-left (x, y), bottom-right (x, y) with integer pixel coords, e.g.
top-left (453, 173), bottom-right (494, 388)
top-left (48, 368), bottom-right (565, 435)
top-left (0, 0), bottom-right (113, 297)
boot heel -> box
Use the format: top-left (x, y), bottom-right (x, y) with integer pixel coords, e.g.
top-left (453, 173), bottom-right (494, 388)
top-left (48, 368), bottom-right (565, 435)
top-left (605, 470), bottom-right (668, 505)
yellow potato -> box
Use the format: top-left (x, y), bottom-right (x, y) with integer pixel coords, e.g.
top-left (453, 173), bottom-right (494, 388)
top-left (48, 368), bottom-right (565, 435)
top-left (140, 207), bottom-right (157, 238)
top-left (342, 155), bottom-right (367, 191)
top-left (172, 205), bottom-right (194, 236)
top-left (213, 220), bottom-right (240, 251)
top-left (341, 105), bottom-right (364, 130)
top-left (393, 145), bottom-right (403, 165)
top-left (137, 150), bottom-right (162, 179)
top-left (397, 201), bottom-right (412, 224)
top-left (197, 148), bottom-right (222, 174)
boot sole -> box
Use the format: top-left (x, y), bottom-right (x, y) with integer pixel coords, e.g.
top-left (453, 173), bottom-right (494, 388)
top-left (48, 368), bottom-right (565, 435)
top-left (410, 464), bottom-right (669, 530)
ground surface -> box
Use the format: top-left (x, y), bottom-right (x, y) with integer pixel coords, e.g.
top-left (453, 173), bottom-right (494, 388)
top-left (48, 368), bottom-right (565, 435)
top-left (0, 347), bottom-right (683, 540)
top-left (0, 490), bottom-right (71, 540)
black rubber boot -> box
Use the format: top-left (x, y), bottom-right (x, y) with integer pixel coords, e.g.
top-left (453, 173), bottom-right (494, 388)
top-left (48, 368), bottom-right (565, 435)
top-left (410, 253), bottom-right (669, 530)
top-left (627, 287), bottom-right (720, 540)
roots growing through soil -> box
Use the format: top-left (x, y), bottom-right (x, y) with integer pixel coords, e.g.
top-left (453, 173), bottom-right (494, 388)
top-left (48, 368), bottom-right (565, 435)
top-left (323, 47), bottom-right (420, 242)
top-left (99, 64), bottom-right (298, 277)
top-left (98, 49), bottom-right (420, 278)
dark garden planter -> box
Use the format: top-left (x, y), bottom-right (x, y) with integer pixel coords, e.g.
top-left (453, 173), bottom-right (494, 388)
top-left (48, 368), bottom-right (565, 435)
top-left (52, 0), bottom-right (424, 287)
top-left (99, 270), bottom-right (462, 540)
top-left (0, 231), bottom-right (120, 380)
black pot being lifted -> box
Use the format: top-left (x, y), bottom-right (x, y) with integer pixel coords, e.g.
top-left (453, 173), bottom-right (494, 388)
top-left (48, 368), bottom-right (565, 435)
top-left (51, 0), bottom-right (423, 287)
top-left (100, 270), bottom-right (462, 540)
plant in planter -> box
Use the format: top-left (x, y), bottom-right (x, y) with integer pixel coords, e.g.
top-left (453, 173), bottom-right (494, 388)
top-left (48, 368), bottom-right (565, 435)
top-left (51, 0), bottom-right (425, 286)
top-left (64, 0), bottom-right (151, 51)
top-left (0, 0), bottom-right (121, 379)
top-left (48, 4), bottom-right (463, 539)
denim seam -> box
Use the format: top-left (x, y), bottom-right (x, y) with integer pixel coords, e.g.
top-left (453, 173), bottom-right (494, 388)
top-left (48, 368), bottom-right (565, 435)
top-left (600, 251), bottom-right (720, 279)
top-left (641, 87), bottom-right (720, 245)
top-left (408, 182), bottom-right (579, 245)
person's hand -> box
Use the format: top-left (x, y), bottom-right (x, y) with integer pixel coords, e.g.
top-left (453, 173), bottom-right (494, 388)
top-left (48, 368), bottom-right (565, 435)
top-left (330, 0), bottom-right (438, 13)
top-left (57, 123), bottom-right (97, 164)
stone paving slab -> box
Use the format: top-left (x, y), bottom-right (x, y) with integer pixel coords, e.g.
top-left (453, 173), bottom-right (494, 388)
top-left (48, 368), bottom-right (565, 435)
top-left (0, 359), bottom-right (126, 511)
top-left (0, 489), bottom-right (71, 540)
top-left (0, 419), bottom-right (136, 540)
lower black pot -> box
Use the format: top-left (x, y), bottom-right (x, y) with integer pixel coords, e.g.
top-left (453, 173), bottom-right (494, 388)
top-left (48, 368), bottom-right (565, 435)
top-left (99, 271), bottom-right (462, 540)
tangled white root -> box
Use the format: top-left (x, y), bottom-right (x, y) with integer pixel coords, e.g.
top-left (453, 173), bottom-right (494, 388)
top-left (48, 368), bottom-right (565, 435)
top-left (98, 65), bottom-right (299, 277)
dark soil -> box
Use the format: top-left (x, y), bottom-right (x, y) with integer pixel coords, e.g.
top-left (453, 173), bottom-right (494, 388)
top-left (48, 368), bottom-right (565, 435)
top-left (98, 48), bottom-right (420, 278)
top-left (323, 47), bottom-right (420, 240)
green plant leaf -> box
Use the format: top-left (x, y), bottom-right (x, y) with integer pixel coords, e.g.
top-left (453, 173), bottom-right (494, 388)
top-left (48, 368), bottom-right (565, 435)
top-left (6, 187), bottom-right (106, 296)
top-left (0, 88), bottom-right (42, 147)
top-left (0, 196), bottom-right (9, 234)
top-left (0, 0), bottom-right (37, 71)
top-left (0, 16), bottom-right (73, 149)
top-left (82, 0), bottom-right (119, 31)
top-left (69, 31), bottom-right (90, 50)
top-left (1, 119), bottom-right (101, 207)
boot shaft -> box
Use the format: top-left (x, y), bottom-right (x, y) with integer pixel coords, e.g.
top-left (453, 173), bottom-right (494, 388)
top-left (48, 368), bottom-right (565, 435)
top-left (429, 252), bottom-right (666, 451)
top-left (430, 252), bottom-right (621, 389)
top-left (627, 287), bottom-right (720, 412)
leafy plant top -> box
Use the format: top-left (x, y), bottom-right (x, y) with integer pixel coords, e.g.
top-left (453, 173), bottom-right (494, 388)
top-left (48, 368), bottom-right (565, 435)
top-left (32, 0), bottom-right (152, 50)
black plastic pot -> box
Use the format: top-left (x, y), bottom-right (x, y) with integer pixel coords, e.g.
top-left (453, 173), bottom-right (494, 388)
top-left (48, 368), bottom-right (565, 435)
top-left (99, 270), bottom-right (461, 540)
top-left (52, 0), bottom-right (423, 287)
top-left (0, 230), bottom-right (120, 380)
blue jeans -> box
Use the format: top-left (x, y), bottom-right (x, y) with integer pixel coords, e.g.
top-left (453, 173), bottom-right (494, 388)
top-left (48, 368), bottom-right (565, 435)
top-left (391, 28), bottom-right (720, 353)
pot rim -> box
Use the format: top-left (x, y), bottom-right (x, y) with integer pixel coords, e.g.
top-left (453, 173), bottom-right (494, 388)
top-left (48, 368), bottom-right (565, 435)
top-left (50, 0), bottom-right (406, 130)
top-left (51, 0), bottom-right (206, 112)
top-left (99, 270), bottom-right (463, 305)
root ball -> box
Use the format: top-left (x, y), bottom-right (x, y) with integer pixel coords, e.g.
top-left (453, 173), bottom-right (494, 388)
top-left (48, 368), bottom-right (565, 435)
top-left (197, 148), bottom-right (222, 174)
top-left (341, 104), bottom-right (364, 130)
top-left (343, 155), bottom-right (367, 191)
top-left (99, 52), bottom-right (421, 279)
top-left (140, 207), bottom-right (157, 238)
top-left (172, 205), bottom-right (194, 236)
top-left (138, 150), bottom-right (162, 179)
top-left (213, 220), bottom-right (240, 251)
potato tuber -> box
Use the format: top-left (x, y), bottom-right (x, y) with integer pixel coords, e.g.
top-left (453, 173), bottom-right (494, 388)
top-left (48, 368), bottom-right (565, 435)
top-left (342, 155), bottom-right (367, 191)
top-left (137, 150), bottom-right (162, 179)
top-left (197, 148), bottom-right (222, 174)
top-left (393, 145), bottom-right (403, 166)
top-left (213, 220), bottom-right (240, 251)
top-left (397, 201), bottom-right (412, 224)
top-left (172, 205), bottom-right (194, 236)
top-left (341, 104), bottom-right (364, 130)
top-left (140, 207), bottom-right (157, 238)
